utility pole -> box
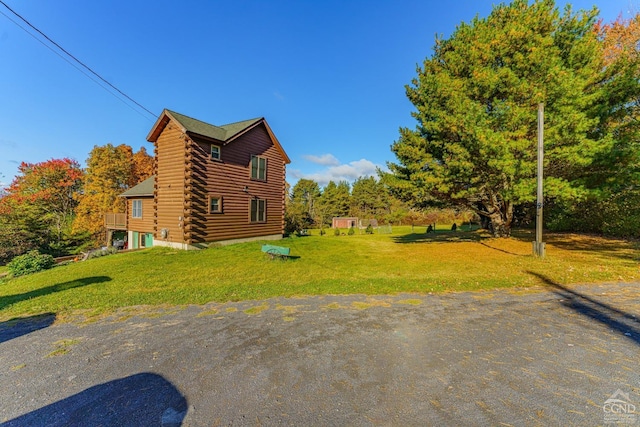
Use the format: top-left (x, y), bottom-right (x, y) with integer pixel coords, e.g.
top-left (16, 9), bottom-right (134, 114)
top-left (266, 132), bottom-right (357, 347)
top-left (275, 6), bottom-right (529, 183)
top-left (533, 103), bottom-right (546, 257)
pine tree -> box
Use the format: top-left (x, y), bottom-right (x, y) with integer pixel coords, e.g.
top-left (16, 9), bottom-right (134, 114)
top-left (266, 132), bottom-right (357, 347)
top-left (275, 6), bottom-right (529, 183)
top-left (386, 0), bottom-right (628, 237)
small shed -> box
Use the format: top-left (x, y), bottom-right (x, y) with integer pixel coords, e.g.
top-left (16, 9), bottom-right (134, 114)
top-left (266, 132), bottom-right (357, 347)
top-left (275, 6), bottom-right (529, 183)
top-left (332, 217), bottom-right (358, 229)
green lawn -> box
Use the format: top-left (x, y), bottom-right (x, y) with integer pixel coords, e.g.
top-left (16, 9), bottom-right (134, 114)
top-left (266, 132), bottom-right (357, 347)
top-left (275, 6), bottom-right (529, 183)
top-left (1, 226), bottom-right (638, 321)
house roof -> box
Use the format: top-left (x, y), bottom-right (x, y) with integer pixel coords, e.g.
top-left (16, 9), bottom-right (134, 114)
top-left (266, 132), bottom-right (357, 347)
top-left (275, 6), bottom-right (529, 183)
top-left (120, 176), bottom-right (154, 197)
top-left (146, 109), bottom-right (291, 164)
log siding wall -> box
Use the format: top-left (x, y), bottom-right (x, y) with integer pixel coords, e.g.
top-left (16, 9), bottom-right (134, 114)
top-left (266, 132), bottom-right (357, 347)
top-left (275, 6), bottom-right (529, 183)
top-left (189, 125), bottom-right (285, 243)
top-left (154, 123), bottom-right (188, 245)
top-left (126, 197), bottom-right (154, 233)
top-left (152, 118), bottom-right (286, 246)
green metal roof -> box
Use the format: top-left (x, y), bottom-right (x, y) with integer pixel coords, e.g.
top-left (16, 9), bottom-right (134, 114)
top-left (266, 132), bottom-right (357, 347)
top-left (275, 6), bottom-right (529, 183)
top-left (147, 109), bottom-right (291, 163)
top-left (166, 110), bottom-right (262, 142)
top-left (120, 176), bottom-right (154, 197)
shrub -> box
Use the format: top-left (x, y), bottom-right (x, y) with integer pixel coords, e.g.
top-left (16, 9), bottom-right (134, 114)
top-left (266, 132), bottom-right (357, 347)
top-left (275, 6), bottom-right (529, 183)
top-left (348, 226), bottom-right (355, 235)
top-left (334, 228), bottom-right (341, 236)
top-left (7, 250), bottom-right (55, 277)
top-left (86, 247), bottom-right (118, 260)
top-left (365, 224), bottom-right (374, 234)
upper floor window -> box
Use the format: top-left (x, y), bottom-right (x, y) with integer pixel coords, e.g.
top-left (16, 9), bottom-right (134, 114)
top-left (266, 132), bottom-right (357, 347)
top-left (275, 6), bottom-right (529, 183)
top-left (132, 200), bottom-right (142, 218)
top-left (211, 145), bottom-right (221, 160)
top-left (251, 155), bottom-right (267, 181)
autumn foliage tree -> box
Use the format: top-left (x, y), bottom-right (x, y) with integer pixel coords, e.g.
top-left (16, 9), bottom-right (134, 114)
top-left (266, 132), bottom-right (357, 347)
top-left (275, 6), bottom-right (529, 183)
top-left (387, 0), bottom-right (639, 237)
top-left (74, 144), bottom-right (154, 243)
top-left (131, 146), bottom-right (154, 186)
top-left (0, 158), bottom-right (84, 261)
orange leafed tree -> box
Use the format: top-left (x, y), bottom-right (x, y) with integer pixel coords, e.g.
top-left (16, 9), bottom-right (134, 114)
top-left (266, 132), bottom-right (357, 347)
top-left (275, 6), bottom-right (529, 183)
top-left (0, 158), bottom-right (84, 260)
top-left (597, 13), bottom-right (640, 65)
top-left (73, 144), bottom-right (154, 242)
top-left (592, 12), bottom-right (640, 192)
top-left (131, 146), bottom-right (154, 186)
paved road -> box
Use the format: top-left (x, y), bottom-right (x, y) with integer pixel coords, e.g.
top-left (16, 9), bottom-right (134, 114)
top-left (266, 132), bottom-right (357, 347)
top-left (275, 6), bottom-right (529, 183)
top-left (1, 280), bottom-right (639, 426)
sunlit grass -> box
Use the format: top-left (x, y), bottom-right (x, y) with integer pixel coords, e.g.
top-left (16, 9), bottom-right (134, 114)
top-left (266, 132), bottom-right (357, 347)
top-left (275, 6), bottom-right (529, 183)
top-left (0, 226), bottom-right (638, 321)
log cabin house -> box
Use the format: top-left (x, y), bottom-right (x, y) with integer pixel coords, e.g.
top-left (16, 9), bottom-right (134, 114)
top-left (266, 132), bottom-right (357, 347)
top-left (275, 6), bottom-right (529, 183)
top-left (105, 109), bottom-right (290, 249)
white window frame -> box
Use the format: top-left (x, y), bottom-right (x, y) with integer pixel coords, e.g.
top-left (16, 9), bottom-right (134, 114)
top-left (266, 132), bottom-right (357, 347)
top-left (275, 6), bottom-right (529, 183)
top-left (132, 199), bottom-right (142, 218)
top-left (211, 145), bottom-right (221, 160)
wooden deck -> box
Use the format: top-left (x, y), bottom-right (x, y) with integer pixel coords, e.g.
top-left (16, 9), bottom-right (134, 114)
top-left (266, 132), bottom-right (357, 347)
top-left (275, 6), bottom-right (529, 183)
top-left (105, 213), bottom-right (127, 230)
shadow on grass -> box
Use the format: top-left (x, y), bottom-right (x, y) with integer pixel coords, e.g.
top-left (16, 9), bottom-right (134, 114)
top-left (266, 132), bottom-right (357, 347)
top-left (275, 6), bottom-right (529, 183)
top-left (478, 242), bottom-right (525, 256)
top-left (4, 372), bottom-right (187, 426)
top-left (0, 313), bottom-right (56, 344)
top-left (393, 230), bottom-right (488, 244)
top-left (0, 276), bottom-right (112, 311)
top-left (264, 255), bottom-right (301, 261)
top-left (530, 271), bottom-right (640, 346)
top-left (543, 233), bottom-right (640, 262)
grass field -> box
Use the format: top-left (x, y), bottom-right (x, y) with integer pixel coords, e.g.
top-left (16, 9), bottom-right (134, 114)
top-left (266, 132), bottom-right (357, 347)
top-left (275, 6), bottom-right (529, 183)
top-left (0, 226), bottom-right (638, 321)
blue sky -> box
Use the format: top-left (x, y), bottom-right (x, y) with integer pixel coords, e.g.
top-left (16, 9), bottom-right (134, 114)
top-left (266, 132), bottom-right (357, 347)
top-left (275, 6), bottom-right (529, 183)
top-left (0, 0), bottom-right (632, 189)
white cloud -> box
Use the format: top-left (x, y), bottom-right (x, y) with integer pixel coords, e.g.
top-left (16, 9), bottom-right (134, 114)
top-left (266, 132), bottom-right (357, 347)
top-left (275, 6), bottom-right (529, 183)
top-left (302, 153), bottom-right (340, 166)
top-left (290, 158), bottom-right (384, 186)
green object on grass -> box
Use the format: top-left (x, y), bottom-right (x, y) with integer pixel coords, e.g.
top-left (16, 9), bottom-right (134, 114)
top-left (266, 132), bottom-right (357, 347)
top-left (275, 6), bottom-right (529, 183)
top-left (261, 244), bottom-right (290, 258)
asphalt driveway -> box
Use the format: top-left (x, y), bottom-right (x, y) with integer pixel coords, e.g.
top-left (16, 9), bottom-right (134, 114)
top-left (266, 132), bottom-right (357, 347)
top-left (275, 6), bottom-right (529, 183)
top-left (1, 279), bottom-right (639, 426)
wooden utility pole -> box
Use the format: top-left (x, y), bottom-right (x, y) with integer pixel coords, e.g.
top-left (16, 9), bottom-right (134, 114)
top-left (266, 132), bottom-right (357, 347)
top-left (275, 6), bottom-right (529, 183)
top-left (533, 103), bottom-right (546, 257)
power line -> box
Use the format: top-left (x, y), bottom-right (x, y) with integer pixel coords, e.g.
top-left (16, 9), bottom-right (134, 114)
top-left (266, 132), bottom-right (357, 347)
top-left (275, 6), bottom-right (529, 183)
top-left (0, 1), bottom-right (156, 121)
top-left (0, 8), bottom-right (152, 121)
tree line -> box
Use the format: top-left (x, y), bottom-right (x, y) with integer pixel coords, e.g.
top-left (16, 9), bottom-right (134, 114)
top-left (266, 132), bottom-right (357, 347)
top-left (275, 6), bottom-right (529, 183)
top-left (285, 176), bottom-right (476, 233)
top-left (0, 144), bottom-right (153, 263)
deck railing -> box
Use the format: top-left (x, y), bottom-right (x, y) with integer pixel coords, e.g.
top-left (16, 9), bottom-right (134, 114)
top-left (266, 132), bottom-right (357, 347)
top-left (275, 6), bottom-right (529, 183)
top-left (105, 213), bottom-right (127, 229)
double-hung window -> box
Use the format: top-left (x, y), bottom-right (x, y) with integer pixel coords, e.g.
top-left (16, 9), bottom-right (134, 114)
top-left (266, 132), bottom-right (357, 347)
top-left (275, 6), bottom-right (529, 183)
top-left (250, 199), bottom-right (266, 223)
top-left (132, 200), bottom-right (142, 218)
top-left (211, 145), bottom-right (221, 160)
top-left (209, 196), bottom-right (222, 213)
top-left (251, 155), bottom-right (266, 181)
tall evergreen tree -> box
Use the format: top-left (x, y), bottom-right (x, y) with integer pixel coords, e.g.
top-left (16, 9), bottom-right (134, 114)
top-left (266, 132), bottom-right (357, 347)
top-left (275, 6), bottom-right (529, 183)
top-left (351, 176), bottom-right (388, 219)
top-left (287, 179), bottom-right (322, 230)
top-left (386, 0), bottom-right (634, 236)
top-left (319, 180), bottom-right (351, 221)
